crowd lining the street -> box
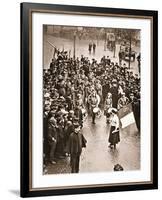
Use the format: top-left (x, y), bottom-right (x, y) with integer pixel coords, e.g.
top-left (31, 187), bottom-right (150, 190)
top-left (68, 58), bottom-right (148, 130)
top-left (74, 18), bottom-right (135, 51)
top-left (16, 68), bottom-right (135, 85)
top-left (43, 48), bottom-right (140, 173)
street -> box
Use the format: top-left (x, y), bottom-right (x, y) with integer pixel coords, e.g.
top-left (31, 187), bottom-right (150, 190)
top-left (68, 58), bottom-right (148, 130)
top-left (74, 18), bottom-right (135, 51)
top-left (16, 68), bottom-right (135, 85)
top-left (44, 34), bottom-right (140, 75)
top-left (45, 112), bottom-right (140, 174)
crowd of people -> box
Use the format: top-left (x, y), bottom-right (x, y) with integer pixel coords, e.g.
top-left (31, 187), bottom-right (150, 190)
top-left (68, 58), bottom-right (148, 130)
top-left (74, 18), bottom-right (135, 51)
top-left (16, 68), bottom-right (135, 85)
top-left (43, 48), bottom-right (140, 173)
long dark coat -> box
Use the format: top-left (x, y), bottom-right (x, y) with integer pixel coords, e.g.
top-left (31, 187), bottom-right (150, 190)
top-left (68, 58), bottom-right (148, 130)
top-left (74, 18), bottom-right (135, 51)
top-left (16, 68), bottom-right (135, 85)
top-left (48, 123), bottom-right (58, 143)
top-left (109, 86), bottom-right (118, 108)
top-left (108, 126), bottom-right (120, 145)
top-left (69, 131), bottom-right (87, 155)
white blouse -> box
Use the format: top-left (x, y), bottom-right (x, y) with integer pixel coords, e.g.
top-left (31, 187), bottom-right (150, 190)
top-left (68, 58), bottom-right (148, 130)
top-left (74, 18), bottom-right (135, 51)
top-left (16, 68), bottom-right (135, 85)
top-left (110, 114), bottom-right (119, 128)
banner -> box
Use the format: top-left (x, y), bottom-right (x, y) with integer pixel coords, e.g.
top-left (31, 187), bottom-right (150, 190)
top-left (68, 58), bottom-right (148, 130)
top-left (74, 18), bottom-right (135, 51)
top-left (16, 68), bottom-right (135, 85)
top-left (118, 103), bottom-right (136, 129)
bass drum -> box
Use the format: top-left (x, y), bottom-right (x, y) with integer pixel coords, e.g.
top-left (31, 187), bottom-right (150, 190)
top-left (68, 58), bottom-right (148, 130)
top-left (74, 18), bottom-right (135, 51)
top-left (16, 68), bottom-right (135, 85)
top-left (81, 108), bottom-right (86, 114)
top-left (93, 107), bottom-right (99, 113)
top-left (93, 107), bottom-right (102, 118)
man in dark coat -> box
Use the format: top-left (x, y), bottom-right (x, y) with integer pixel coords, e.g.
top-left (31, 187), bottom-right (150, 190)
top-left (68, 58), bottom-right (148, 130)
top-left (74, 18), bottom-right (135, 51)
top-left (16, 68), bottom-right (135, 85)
top-left (118, 50), bottom-right (124, 66)
top-left (43, 107), bottom-right (50, 165)
top-left (129, 93), bottom-right (140, 132)
top-left (48, 117), bottom-right (58, 164)
top-left (69, 123), bottom-right (87, 173)
top-left (74, 104), bottom-right (83, 128)
top-left (137, 53), bottom-right (141, 73)
top-left (109, 80), bottom-right (119, 108)
top-left (93, 42), bottom-right (96, 54)
top-left (49, 59), bottom-right (55, 71)
top-left (88, 42), bottom-right (92, 54)
top-left (56, 119), bottom-right (65, 158)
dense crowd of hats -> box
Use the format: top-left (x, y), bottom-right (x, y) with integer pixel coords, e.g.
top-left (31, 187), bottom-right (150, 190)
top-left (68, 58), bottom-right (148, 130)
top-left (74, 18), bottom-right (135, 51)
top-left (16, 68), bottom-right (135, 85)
top-left (43, 49), bottom-right (140, 163)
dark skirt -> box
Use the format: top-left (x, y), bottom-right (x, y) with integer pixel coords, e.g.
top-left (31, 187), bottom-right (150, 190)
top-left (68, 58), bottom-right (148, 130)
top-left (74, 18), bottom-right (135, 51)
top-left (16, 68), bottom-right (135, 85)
top-left (108, 126), bottom-right (120, 145)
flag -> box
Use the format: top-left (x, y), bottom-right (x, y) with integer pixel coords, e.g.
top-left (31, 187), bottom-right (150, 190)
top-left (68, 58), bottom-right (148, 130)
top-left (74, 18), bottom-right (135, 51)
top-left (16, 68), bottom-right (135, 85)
top-left (118, 103), bottom-right (136, 129)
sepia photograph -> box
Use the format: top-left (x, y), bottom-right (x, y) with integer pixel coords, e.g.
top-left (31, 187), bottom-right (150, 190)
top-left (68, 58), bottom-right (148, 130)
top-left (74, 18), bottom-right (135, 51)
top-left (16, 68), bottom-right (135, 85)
top-left (43, 25), bottom-right (141, 175)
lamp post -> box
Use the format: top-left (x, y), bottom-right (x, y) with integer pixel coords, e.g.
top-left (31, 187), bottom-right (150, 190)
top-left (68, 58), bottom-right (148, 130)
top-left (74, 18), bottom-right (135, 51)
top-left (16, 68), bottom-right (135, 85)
top-left (104, 29), bottom-right (106, 51)
top-left (46, 40), bottom-right (57, 59)
top-left (128, 30), bottom-right (132, 69)
top-left (113, 33), bottom-right (116, 58)
top-left (113, 41), bottom-right (116, 58)
top-left (73, 31), bottom-right (76, 59)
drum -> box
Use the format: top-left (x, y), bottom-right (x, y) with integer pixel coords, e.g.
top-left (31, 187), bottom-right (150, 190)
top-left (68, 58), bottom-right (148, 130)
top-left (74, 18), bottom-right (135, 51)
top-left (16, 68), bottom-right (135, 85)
top-left (108, 107), bottom-right (113, 113)
top-left (96, 107), bottom-right (102, 118)
top-left (81, 108), bottom-right (86, 114)
top-left (82, 108), bottom-right (88, 122)
top-left (93, 107), bottom-right (99, 113)
top-left (108, 107), bottom-right (117, 113)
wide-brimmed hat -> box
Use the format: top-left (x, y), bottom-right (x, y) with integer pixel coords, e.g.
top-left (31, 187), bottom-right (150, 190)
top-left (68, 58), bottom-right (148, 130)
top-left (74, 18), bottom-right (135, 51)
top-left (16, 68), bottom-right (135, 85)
top-left (121, 92), bottom-right (125, 96)
top-left (108, 108), bottom-right (118, 114)
top-left (50, 110), bottom-right (56, 115)
top-left (73, 117), bottom-right (80, 127)
top-left (44, 106), bottom-right (50, 111)
top-left (73, 122), bottom-right (80, 128)
top-left (61, 109), bottom-right (68, 115)
top-left (111, 108), bottom-right (118, 114)
top-left (69, 110), bottom-right (74, 114)
top-left (49, 117), bottom-right (57, 125)
top-left (112, 79), bottom-right (117, 83)
top-left (44, 92), bottom-right (50, 98)
top-left (114, 164), bottom-right (124, 171)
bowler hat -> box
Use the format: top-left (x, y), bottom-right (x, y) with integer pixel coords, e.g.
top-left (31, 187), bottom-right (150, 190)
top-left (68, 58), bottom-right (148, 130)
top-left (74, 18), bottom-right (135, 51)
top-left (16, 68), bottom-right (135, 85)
top-left (73, 122), bottom-right (80, 128)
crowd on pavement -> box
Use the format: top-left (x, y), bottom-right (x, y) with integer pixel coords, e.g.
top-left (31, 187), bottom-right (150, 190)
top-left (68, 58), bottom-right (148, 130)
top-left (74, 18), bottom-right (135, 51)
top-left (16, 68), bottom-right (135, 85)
top-left (43, 47), bottom-right (140, 173)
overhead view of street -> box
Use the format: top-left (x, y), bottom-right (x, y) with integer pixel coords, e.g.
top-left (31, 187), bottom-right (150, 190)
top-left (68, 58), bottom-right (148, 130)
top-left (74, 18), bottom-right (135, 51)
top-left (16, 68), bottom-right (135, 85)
top-left (44, 34), bottom-right (140, 75)
top-left (43, 25), bottom-right (141, 175)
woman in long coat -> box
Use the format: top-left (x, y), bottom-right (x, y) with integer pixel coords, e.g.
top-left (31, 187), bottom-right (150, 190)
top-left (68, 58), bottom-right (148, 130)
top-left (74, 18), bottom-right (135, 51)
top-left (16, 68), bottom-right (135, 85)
top-left (108, 109), bottom-right (120, 149)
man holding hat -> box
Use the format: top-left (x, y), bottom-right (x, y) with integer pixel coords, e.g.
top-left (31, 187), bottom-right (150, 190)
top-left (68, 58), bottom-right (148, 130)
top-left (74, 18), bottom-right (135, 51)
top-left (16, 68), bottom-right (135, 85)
top-left (69, 121), bottom-right (87, 173)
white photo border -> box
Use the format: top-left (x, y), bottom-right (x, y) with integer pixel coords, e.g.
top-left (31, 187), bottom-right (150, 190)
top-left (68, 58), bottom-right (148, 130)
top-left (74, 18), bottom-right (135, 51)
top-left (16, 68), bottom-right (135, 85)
top-left (31, 12), bottom-right (152, 189)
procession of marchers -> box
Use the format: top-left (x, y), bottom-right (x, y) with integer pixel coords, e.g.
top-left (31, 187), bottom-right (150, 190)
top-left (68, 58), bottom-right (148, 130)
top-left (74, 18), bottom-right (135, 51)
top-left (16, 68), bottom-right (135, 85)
top-left (43, 26), bottom-right (141, 174)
